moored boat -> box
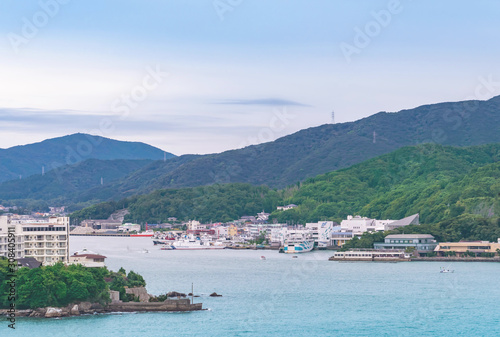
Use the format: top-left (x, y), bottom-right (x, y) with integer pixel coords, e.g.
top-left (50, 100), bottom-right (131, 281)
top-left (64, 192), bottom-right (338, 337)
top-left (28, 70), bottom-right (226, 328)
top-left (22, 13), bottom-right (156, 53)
top-left (163, 235), bottom-right (226, 250)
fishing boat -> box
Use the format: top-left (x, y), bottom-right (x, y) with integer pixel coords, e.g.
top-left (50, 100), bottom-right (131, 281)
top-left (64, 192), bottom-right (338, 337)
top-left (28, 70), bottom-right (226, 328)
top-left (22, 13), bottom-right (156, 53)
top-left (283, 234), bottom-right (314, 254)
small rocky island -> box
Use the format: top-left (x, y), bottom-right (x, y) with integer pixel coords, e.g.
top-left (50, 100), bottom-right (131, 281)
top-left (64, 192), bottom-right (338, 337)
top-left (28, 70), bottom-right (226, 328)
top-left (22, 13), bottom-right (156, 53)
top-left (1, 288), bottom-right (202, 318)
top-left (0, 260), bottom-right (204, 318)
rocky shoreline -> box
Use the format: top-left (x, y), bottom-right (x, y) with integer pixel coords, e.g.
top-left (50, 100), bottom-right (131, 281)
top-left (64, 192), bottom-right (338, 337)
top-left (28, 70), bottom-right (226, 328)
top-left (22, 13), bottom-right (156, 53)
top-left (0, 290), bottom-right (224, 318)
top-left (0, 300), bottom-right (204, 318)
top-left (0, 302), bottom-right (109, 318)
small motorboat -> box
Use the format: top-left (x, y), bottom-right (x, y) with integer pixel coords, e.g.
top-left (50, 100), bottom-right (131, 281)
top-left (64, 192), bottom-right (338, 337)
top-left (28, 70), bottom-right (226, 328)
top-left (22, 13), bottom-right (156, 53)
top-left (440, 267), bottom-right (454, 273)
top-left (292, 256), bottom-right (298, 259)
top-left (260, 256), bottom-right (266, 260)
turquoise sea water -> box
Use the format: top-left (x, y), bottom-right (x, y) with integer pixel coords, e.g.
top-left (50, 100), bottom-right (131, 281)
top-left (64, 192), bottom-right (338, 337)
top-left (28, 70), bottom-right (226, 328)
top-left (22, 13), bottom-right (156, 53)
top-left (3, 236), bottom-right (500, 336)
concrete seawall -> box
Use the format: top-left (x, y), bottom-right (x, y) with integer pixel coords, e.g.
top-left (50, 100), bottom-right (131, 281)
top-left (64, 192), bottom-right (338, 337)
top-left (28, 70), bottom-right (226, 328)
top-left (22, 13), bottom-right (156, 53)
top-left (411, 257), bottom-right (500, 262)
top-left (106, 299), bottom-right (203, 312)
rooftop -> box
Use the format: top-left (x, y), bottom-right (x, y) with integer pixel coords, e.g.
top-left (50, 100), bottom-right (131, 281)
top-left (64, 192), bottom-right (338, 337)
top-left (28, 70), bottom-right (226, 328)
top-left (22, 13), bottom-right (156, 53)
top-left (385, 234), bottom-right (434, 239)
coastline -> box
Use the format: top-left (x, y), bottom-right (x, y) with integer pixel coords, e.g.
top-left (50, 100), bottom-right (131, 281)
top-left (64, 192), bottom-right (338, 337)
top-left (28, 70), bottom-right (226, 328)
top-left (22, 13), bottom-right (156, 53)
top-left (0, 299), bottom-right (203, 319)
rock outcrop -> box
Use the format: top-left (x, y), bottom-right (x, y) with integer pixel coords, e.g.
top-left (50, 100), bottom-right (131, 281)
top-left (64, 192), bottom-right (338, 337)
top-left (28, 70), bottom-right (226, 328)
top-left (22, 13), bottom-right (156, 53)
top-left (45, 307), bottom-right (63, 318)
top-left (70, 305), bottom-right (80, 316)
top-left (125, 287), bottom-right (151, 302)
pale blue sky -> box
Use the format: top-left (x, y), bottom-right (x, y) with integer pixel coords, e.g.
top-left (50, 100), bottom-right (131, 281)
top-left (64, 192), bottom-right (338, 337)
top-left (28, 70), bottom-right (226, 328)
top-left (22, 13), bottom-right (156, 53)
top-left (0, 0), bottom-right (499, 154)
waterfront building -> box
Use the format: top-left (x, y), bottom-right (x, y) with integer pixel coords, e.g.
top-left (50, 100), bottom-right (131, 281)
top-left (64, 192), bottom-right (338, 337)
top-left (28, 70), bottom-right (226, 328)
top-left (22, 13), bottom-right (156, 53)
top-left (330, 231), bottom-right (355, 247)
top-left (435, 240), bottom-right (500, 257)
top-left (69, 248), bottom-right (107, 267)
top-left (305, 221), bottom-right (338, 247)
top-left (340, 214), bottom-right (419, 235)
top-left (270, 226), bottom-right (310, 246)
top-left (374, 234), bottom-right (437, 256)
top-left (248, 223), bottom-right (284, 239)
top-left (341, 215), bottom-right (377, 234)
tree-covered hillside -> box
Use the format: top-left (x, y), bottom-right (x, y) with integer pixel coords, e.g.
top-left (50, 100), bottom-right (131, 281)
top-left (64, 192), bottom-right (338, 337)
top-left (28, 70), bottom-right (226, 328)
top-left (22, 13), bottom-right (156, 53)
top-left (72, 183), bottom-right (282, 224)
top-left (272, 143), bottom-right (500, 224)
top-left (72, 143), bottom-right (500, 243)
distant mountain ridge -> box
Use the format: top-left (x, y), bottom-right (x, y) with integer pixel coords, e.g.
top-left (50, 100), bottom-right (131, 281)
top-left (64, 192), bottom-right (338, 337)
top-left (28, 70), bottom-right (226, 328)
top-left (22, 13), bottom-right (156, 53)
top-left (1, 95), bottom-right (499, 208)
top-left (83, 95), bottom-right (500, 198)
top-left (0, 133), bottom-right (174, 182)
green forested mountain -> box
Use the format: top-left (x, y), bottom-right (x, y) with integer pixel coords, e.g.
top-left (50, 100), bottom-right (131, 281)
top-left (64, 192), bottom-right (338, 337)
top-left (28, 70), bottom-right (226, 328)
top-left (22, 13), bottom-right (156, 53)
top-left (0, 133), bottom-right (173, 183)
top-left (71, 143), bottom-right (500, 243)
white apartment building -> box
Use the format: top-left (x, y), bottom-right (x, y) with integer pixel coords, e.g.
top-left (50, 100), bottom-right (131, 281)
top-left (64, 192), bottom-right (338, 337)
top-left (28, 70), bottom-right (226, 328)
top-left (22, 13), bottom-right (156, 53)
top-left (0, 215), bottom-right (70, 265)
top-left (270, 226), bottom-right (309, 246)
top-left (22, 216), bottom-right (70, 265)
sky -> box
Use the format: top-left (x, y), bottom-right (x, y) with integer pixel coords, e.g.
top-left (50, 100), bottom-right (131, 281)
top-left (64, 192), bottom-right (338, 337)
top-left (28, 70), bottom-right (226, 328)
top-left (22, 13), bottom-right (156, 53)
top-left (0, 0), bottom-right (499, 155)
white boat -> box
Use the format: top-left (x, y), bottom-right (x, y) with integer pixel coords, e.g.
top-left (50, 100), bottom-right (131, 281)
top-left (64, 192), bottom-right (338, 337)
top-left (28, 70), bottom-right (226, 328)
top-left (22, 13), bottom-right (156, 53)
top-left (440, 267), bottom-right (454, 273)
top-left (260, 256), bottom-right (266, 260)
top-left (166, 235), bottom-right (226, 250)
top-left (283, 234), bottom-right (314, 254)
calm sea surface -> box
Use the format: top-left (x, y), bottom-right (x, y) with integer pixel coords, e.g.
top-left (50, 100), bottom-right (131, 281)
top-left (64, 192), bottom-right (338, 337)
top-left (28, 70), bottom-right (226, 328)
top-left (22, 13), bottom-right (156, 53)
top-left (4, 236), bottom-right (500, 336)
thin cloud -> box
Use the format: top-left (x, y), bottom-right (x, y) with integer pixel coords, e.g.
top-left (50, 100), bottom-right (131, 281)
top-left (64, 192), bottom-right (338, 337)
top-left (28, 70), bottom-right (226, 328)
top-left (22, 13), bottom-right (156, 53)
top-left (213, 98), bottom-right (311, 107)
